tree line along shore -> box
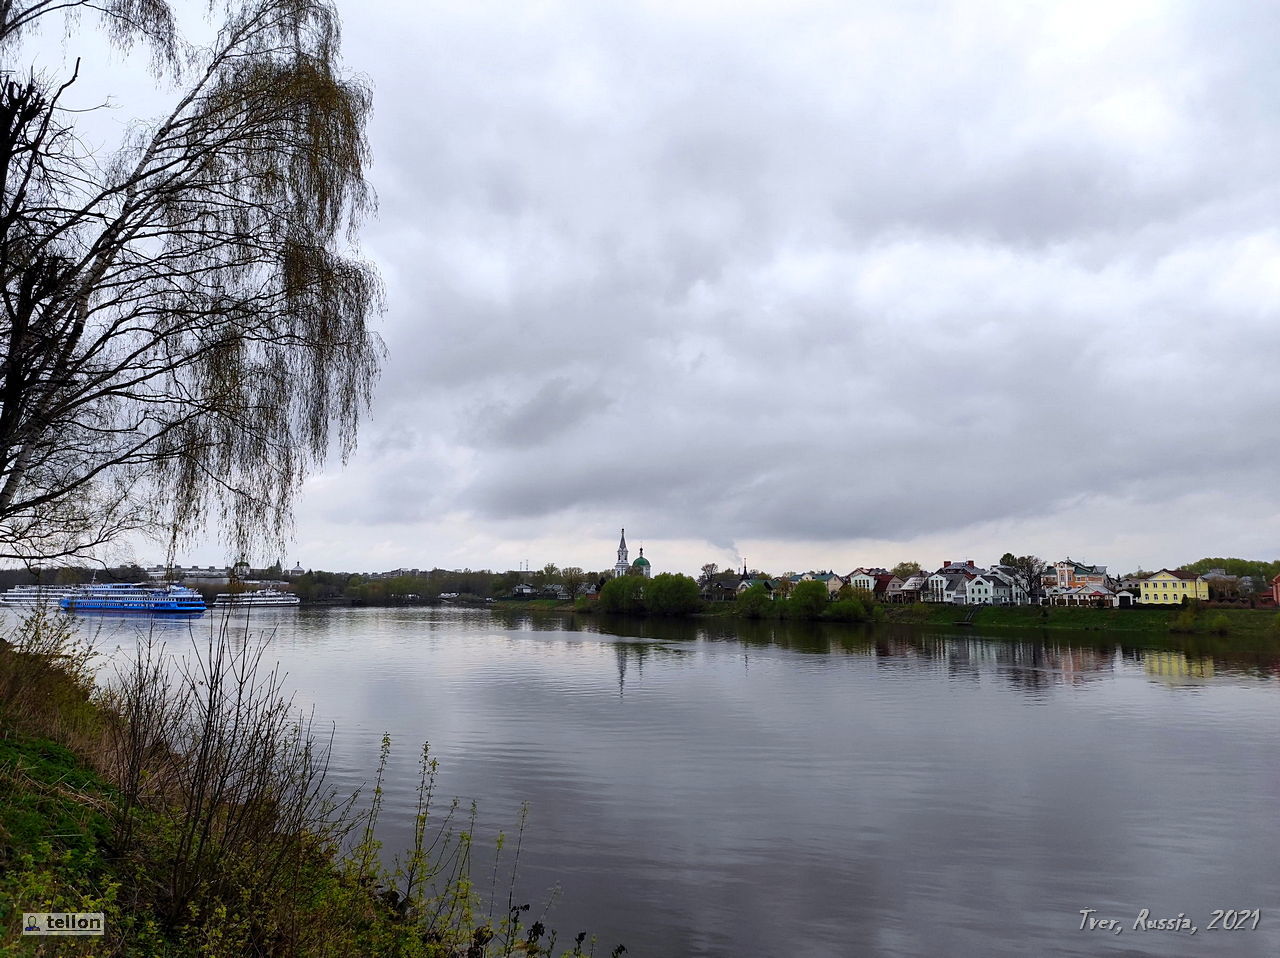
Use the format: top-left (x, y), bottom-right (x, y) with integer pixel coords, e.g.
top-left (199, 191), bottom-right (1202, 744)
top-left (8, 562), bottom-right (1279, 640)
top-left (541, 587), bottom-right (1280, 641)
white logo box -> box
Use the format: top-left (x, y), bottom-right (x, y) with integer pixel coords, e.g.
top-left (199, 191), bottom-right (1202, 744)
top-left (22, 913), bottom-right (105, 936)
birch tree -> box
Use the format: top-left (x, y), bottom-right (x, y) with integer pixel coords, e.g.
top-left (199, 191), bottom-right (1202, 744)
top-left (0, 0), bottom-right (382, 563)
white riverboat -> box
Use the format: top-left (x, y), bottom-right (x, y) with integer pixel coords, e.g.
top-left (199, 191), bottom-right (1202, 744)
top-left (0, 584), bottom-right (84, 608)
top-left (212, 588), bottom-right (300, 608)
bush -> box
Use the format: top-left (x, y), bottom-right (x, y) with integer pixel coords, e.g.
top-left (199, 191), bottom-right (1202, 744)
top-left (785, 581), bottom-right (830, 619)
top-left (644, 573), bottom-right (702, 615)
top-left (0, 604), bottom-right (101, 747)
top-left (1207, 613), bottom-right (1230, 635)
top-left (825, 598), bottom-right (867, 622)
top-left (597, 575), bottom-right (645, 614)
top-left (734, 584), bottom-right (773, 619)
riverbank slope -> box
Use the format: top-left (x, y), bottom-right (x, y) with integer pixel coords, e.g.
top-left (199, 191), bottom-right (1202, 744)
top-left (0, 613), bottom-right (611, 957)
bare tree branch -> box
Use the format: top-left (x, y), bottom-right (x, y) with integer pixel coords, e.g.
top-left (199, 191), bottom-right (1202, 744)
top-left (0, 0), bottom-right (383, 563)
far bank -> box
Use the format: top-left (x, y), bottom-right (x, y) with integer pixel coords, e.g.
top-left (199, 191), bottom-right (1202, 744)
top-left (490, 597), bottom-right (1280, 642)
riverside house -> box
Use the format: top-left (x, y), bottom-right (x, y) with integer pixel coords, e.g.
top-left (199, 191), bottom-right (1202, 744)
top-left (1138, 569), bottom-right (1209, 605)
top-left (798, 571), bottom-right (847, 598)
top-left (873, 573), bottom-right (905, 602)
top-left (845, 569), bottom-right (879, 594)
top-left (1053, 559), bottom-right (1115, 591)
top-left (1045, 584), bottom-right (1125, 607)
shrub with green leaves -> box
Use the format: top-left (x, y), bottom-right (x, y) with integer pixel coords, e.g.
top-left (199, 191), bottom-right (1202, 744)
top-left (735, 584), bottom-right (773, 619)
top-left (644, 573), bottom-right (702, 615)
top-left (598, 575), bottom-right (645, 614)
top-left (785, 580), bottom-right (830, 619)
top-left (825, 598), bottom-right (867, 622)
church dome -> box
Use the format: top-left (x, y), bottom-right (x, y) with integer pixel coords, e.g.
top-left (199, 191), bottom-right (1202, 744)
top-left (632, 555), bottom-right (650, 567)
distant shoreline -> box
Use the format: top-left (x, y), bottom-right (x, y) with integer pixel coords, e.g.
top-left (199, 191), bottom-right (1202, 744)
top-left (483, 598), bottom-right (1280, 641)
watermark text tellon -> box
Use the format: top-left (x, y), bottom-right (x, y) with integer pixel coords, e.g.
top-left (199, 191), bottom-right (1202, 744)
top-left (22, 912), bottom-right (105, 936)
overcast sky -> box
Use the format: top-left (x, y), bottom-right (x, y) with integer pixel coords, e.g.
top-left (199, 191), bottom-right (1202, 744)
top-left (29, 0), bottom-right (1280, 575)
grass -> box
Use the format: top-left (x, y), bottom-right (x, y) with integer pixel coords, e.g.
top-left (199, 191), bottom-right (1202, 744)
top-left (880, 602), bottom-right (1280, 640)
top-left (0, 611), bottom-right (623, 957)
top-left (491, 600), bottom-right (575, 612)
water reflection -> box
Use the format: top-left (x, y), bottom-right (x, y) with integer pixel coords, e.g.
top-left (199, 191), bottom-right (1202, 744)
top-left (57, 606), bottom-right (1280, 958)
top-left (1142, 650), bottom-right (1215, 684)
top-left (501, 610), bottom-right (1279, 686)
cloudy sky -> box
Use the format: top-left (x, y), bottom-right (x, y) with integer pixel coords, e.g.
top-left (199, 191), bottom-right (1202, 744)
top-left (30, 0), bottom-right (1280, 575)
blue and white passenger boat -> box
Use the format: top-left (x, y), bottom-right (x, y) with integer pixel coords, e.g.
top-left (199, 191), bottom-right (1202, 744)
top-left (59, 583), bottom-right (207, 615)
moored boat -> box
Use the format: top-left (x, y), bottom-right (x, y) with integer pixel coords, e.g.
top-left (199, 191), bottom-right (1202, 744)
top-left (213, 588), bottom-right (300, 608)
top-left (0, 584), bottom-right (84, 607)
top-left (60, 583), bottom-right (206, 615)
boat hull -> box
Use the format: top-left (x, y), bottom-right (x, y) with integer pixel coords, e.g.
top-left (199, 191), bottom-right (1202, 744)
top-left (60, 599), bottom-right (206, 614)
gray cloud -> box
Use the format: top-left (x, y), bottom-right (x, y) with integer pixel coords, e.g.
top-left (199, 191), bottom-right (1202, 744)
top-left (471, 377), bottom-right (612, 450)
top-left (52, 0), bottom-right (1276, 571)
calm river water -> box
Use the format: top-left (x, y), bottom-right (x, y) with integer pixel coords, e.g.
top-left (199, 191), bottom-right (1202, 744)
top-left (86, 607), bottom-right (1280, 957)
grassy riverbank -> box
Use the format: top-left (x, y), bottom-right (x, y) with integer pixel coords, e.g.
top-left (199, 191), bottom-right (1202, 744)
top-left (0, 611), bottom-right (620, 957)
top-left (504, 594), bottom-right (1280, 644)
top-left (880, 602), bottom-right (1280, 639)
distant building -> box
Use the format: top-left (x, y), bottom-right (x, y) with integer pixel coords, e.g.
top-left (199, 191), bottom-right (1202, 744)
top-left (1054, 559), bottom-right (1114, 591)
top-left (845, 569), bottom-right (878, 593)
top-left (736, 575), bottom-right (781, 597)
top-left (611, 528), bottom-right (652, 578)
top-left (613, 529), bottom-right (630, 577)
top-left (1046, 585), bottom-right (1122, 607)
top-left (631, 547), bottom-right (652, 579)
top-left (1138, 570), bottom-right (1209, 605)
top-left (873, 574), bottom-right (905, 602)
top-left (700, 577), bottom-right (740, 602)
top-left (798, 571), bottom-right (845, 598)
top-left (898, 574), bottom-right (930, 601)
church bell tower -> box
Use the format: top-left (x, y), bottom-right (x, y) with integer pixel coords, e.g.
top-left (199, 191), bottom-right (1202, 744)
top-left (614, 528), bottom-right (630, 577)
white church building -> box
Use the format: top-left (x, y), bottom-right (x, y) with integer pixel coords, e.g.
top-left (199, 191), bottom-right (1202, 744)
top-left (612, 528), bottom-right (651, 578)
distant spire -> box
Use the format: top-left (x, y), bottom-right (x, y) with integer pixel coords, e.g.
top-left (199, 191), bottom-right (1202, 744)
top-left (615, 527), bottom-right (630, 575)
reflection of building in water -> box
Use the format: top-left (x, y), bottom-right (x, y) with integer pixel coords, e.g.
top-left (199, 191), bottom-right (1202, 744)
top-left (1143, 651), bottom-right (1214, 682)
top-left (876, 639), bottom-right (920, 658)
top-left (614, 642), bottom-right (653, 698)
top-left (1043, 646), bottom-right (1113, 679)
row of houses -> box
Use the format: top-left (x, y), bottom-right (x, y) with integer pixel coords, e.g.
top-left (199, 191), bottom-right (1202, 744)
top-left (703, 558), bottom-right (1280, 608)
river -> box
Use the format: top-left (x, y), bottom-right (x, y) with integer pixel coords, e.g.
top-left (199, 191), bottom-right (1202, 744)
top-left (82, 607), bottom-right (1280, 957)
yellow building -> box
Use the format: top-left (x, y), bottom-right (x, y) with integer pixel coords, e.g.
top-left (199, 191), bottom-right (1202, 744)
top-left (1138, 569), bottom-right (1209, 605)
